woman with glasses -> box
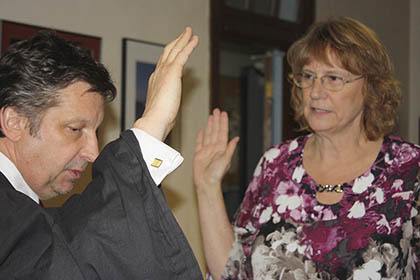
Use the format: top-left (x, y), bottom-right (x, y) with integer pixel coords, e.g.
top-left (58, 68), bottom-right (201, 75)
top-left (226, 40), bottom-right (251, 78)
top-left (194, 17), bottom-right (419, 279)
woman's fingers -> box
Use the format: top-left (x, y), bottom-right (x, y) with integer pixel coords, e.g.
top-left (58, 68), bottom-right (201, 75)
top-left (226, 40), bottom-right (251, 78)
top-left (225, 137), bottom-right (240, 163)
top-left (195, 129), bottom-right (204, 152)
top-left (202, 109), bottom-right (231, 147)
top-left (211, 109), bottom-right (221, 144)
top-left (203, 114), bottom-right (213, 145)
top-left (193, 110), bottom-right (238, 189)
top-left (196, 109), bottom-right (237, 162)
top-left (219, 111), bottom-right (229, 146)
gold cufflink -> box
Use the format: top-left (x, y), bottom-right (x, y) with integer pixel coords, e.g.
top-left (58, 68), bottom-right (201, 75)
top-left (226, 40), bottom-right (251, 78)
top-left (151, 158), bottom-right (163, 168)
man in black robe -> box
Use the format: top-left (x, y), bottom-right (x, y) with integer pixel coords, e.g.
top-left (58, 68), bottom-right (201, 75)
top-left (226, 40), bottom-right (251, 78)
top-left (0, 28), bottom-right (201, 279)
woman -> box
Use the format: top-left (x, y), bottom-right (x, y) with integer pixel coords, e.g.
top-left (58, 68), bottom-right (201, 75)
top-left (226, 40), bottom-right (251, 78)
top-left (194, 17), bottom-right (420, 279)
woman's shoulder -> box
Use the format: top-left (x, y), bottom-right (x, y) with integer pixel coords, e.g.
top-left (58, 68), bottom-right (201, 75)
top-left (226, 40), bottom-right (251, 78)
top-left (382, 135), bottom-right (419, 169)
top-left (263, 134), bottom-right (309, 157)
top-left (384, 135), bottom-right (420, 155)
top-left (386, 135), bottom-right (420, 148)
top-left (257, 134), bottom-right (309, 169)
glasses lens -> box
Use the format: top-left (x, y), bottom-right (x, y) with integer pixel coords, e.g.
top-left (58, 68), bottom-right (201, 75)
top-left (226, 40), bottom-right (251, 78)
top-left (322, 75), bottom-right (345, 91)
top-left (293, 73), bottom-right (312, 88)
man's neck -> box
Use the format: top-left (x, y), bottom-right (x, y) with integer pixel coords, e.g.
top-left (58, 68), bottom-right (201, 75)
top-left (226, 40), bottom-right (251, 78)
top-left (0, 147), bottom-right (39, 204)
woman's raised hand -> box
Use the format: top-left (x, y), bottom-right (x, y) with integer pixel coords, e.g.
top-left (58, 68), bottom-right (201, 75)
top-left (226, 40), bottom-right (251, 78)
top-left (193, 108), bottom-right (239, 192)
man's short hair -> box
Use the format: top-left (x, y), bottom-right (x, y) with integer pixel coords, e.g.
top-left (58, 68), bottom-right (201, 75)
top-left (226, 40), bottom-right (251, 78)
top-left (0, 31), bottom-right (116, 137)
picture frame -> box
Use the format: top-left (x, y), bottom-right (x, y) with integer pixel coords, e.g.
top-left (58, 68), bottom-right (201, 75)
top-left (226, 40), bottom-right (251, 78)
top-left (121, 38), bottom-right (164, 131)
top-left (0, 20), bottom-right (101, 60)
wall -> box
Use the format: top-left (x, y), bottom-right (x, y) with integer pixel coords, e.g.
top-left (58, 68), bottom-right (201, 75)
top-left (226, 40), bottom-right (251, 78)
top-left (410, 0), bottom-right (420, 143)
top-left (316, 0), bottom-right (419, 144)
top-left (0, 0), bottom-right (210, 274)
top-left (1, 0), bottom-right (418, 276)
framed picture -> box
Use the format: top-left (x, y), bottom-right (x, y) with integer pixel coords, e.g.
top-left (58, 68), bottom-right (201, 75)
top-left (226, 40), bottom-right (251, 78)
top-left (121, 38), bottom-right (164, 130)
top-left (0, 20), bottom-right (101, 60)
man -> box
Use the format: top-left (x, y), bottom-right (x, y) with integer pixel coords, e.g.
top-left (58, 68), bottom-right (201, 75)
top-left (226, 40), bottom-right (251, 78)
top-left (0, 27), bottom-right (201, 279)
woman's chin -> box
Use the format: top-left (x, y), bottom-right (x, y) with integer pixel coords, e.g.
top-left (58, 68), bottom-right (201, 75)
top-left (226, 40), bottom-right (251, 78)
top-left (307, 122), bottom-right (335, 134)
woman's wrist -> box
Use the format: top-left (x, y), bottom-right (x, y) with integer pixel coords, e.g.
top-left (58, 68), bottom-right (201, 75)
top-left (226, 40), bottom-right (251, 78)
top-left (195, 182), bottom-right (223, 197)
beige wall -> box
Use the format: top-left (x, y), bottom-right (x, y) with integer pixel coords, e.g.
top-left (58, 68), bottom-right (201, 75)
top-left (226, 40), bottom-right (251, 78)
top-left (316, 0), bottom-right (419, 144)
top-left (2, 0), bottom-right (418, 276)
top-left (410, 0), bottom-right (420, 143)
top-left (0, 0), bottom-right (210, 274)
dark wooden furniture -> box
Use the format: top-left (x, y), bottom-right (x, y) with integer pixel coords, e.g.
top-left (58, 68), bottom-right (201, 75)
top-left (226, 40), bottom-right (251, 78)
top-left (210, 0), bottom-right (315, 218)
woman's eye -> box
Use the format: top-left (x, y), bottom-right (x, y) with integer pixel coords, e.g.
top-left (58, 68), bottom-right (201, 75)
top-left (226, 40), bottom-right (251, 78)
top-left (301, 72), bottom-right (314, 80)
top-left (326, 75), bottom-right (343, 82)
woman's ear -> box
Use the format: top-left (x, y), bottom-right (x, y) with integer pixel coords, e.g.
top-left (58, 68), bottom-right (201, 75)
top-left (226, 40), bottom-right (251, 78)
top-left (0, 107), bottom-right (29, 141)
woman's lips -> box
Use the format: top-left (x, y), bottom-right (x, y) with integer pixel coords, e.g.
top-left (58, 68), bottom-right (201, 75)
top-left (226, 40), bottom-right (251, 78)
top-left (312, 107), bottom-right (331, 113)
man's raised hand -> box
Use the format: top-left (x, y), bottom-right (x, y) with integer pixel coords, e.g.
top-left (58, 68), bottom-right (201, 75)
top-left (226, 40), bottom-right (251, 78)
top-left (134, 27), bottom-right (199, 141)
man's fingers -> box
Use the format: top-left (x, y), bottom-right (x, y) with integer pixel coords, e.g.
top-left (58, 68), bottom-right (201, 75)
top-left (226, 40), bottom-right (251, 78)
top-left (167, 26), bottom-right (194, 63)
top-left (172, 35), bottom-right (199, 67)
top-left (156, 28), bottom-right (186, 66)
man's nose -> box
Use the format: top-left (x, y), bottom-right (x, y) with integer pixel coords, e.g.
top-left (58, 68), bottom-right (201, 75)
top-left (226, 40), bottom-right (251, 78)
top-left (81, 133), bottom-right (99, 162)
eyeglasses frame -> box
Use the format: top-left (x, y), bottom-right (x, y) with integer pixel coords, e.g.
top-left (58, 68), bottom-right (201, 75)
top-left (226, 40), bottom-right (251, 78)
top-left (290, 72), bottom-right (364, 92)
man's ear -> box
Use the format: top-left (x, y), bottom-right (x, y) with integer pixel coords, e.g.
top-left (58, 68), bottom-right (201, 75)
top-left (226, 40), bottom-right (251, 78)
top-left (0, 107), bottom-right (29, 141)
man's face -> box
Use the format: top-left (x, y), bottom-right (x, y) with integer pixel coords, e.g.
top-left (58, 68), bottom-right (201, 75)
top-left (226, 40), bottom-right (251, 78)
top-left (15, 81), bottom-right (104, 200)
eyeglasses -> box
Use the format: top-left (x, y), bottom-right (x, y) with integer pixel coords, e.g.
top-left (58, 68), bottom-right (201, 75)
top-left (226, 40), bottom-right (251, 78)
top-left (291, 71), bottom-right (363, 92)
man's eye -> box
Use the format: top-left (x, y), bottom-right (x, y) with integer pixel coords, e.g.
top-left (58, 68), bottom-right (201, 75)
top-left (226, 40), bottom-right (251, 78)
top-left (68, 127), bottom-right (82, 133)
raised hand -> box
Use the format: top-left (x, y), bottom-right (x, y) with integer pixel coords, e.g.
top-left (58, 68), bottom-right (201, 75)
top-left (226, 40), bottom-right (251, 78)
top-left (134, 27), bottom-right (199, 141)
top-left (193, 108), bottom-right (239, 192)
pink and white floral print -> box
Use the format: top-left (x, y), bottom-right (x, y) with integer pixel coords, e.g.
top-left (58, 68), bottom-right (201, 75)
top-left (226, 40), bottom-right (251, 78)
top-left (221, 135), bottom-right (420, 279)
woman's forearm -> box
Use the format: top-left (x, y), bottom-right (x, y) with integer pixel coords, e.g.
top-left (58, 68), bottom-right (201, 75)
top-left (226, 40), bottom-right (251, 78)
top-left (196, 185), bottom-right (234, 279)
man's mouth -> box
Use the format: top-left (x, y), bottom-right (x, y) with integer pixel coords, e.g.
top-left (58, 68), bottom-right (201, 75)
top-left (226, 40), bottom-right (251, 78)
top-left (67, 169), bottom-right (83, 179)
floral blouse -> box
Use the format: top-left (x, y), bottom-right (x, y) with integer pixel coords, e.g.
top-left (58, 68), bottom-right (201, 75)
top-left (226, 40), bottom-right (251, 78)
top-left (222, 135), bottom-right (420, 280)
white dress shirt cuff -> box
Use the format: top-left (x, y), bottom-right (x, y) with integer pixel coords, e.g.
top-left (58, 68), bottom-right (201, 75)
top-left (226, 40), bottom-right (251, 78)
top-left (130, 128), bottom-right (184, 186)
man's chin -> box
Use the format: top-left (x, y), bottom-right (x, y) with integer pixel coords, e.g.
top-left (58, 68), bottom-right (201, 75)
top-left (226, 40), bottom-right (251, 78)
top-left (37, 179), bottom-right (77, 200)
top-left (50, 181), bottom-right (77, 197)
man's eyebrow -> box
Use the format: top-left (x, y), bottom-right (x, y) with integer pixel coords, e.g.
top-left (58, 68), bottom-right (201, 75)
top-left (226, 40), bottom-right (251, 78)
top-left (63, 118), bottom-right (88, 124)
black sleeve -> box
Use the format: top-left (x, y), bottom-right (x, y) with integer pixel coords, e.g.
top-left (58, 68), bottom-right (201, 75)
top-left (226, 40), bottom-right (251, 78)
top-left (56, 130), bottom-right (202, 280)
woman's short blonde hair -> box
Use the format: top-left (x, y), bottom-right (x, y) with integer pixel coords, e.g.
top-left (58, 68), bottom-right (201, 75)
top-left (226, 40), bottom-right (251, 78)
top-left (287, 17), bottom-right (401, 140)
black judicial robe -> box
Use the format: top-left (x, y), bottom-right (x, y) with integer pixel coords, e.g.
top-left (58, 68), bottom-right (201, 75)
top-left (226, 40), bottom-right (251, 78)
top-left (0, 130), bottom-right (202, 279)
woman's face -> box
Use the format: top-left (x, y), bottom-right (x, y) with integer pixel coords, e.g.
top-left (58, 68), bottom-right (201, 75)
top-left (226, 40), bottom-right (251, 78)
top-left (301, 55), bottom-right (365, 137)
